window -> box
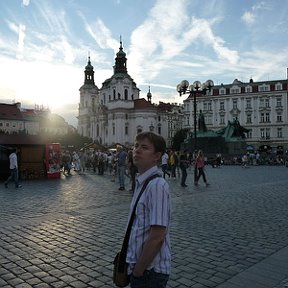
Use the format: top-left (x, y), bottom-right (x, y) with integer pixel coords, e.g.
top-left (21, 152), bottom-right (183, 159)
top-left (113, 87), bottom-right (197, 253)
top-left (220, 101), bottom-right (224, 110)
top-left (125, 126), bottom-right (128, 135)
top-left (276, 113), bottom-right (282, 122)
top-left (259, 85), bottom-right (269, 92)
top-left (232, 99), bottom-right (238, 109)
top-left (246, 114), bottom-right (252, 124)
top-left (246, 86), bottom-right (252, 93)
top-left (260, 113), bottom-right (265, 122)
top-left (206, 115), bottom-right (212, 124)
top-left (231, 88), bottom-right (240, 94)
top-left (265, 98), bottom-right (270, 108)
top-left (265, 113), bottom-right (270, 122)
top-left (219, 88), bottom-right (225, 95)
top-left (124, 89), bottom-right (128, 100)
top-left (260, 98), bottom-right (264, 108)
top-left (275, 84), bottom-right (282, 90)
top-left (0, 122), bottom-right (3, 127)
top-left (265, 128), bottom-right (270, 139)
top-left (246, 98), bottom-right (251, 108)
top-left (158, 126), bottom-right (161, 135)
top-left (247, 129), bottom-right (252, 139)
top-left (203, 102), bottom-right (207, 111)
top-left (125, 114), bottom-right (128, 120)
top-left (260, 128), bottom-right (265, 138)
top-left (186, 116), bottom-right (190, 125)
top-left (207, 102), bottom-right (212, 111)
top-left (220, 115), bottom-right (225, 125)
top-left (113, 126), bottom-right (115, 135)
top-left (276, 97), bottom-right (282, 107)
top-left (113, 89), bottom-right (116, 100)
top-left (277, 128), bottom-right (283, 138)
top-left (158, 116), bottom-right (161, 122)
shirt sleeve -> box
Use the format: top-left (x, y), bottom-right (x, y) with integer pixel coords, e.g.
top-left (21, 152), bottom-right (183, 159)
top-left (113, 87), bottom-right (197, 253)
top-left (147, 178), bottom-right (170, 227)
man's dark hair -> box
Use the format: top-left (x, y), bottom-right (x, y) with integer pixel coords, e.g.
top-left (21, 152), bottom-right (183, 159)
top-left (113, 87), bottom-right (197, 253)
top-left (135, 131), bottom-right (166, 155)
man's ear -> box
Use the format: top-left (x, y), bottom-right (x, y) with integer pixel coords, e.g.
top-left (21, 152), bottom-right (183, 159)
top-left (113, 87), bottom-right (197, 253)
top-left (154, 152), bottom-right (162, 163)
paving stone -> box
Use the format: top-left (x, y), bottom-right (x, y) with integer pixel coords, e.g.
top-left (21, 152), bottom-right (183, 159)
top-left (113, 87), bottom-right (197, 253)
top-left (1, 167), bottom-right (288, 288)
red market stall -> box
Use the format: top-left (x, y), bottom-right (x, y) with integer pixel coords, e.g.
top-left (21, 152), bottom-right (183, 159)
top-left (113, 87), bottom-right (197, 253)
top-left (45, 143), bottom-right (61, 179)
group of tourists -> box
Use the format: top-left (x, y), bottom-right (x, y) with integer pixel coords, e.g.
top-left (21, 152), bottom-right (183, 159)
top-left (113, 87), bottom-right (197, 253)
top-left (60, 146), bottom-right (210, 191)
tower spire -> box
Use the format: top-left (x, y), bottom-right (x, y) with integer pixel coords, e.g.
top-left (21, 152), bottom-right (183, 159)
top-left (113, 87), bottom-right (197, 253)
top-left (147, 84), bottom-right (152, 102)
top-left (114, 36), bottom-right (127, 74)
top-left (84, 53), bottom-right (95, 85)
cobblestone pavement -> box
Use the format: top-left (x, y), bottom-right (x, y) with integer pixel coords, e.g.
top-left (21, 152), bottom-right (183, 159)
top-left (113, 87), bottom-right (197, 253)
top-left (1, 165), bottom-right (288, 288)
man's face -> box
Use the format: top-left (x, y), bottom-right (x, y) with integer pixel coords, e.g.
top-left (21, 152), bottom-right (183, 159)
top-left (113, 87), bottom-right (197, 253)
top-left (133, 137), bottom-right (161, 172)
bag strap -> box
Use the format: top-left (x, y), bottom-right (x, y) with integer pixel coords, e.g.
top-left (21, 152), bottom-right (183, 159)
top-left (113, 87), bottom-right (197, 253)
top-left (120, 173), bottom-right (160, 259)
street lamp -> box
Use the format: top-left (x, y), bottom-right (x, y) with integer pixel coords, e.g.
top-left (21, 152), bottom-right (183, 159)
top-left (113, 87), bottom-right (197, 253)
top-left (176, 79), bottom-right (214, 183)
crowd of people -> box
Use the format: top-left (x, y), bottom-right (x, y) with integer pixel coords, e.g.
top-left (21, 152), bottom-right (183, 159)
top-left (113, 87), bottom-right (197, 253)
top-left (59, 146), bottom-right (211, 191)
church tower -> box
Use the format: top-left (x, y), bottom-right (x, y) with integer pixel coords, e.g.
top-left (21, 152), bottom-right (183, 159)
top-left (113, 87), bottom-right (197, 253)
top-left (113, 38), bottom-right (127, 74)
top-left (84, 56), bottom-right (95, 85)
top-left (77, 55), bottom-right (99, 138)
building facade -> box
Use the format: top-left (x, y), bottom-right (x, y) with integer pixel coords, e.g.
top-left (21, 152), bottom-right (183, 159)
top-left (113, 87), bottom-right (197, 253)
top-left (77, 41), bottom-right (183, 147)
top-left (183, 78), bottom-right (288, 151)
top-left (0, 102), bottom-right (70, 136)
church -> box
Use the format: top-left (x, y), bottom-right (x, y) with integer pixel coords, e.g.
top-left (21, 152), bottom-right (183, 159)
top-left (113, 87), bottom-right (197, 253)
top-left (77, 41), bottom-right (183, 147)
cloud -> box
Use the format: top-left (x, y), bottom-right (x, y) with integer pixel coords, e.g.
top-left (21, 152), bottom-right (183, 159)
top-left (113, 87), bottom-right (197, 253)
top-left (22, 0), bottom-right (30, 6)
top-left (17, 24), bottom-right (26, 59)
top-left (128, 0), bottom-right (238, 85)
top-left (241, 1), bottom-right (270, 25)
top-left (241, 11), bottom-right (256, 25)
top-left (81, 16), bottom-right (119, 53)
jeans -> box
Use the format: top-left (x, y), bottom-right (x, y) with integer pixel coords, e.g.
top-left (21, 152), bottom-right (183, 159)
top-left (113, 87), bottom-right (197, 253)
top-left (161, 164), bottom-right (170, 179)
top-left (180, 167), bottom-right (187, 185)
top-left (196, 167), bottom-right (207, 183)
top-left (130, 269), bottom-right (169, 288)
top-left (5, 168), bottom-right (19, 187)
top-left (118, 165), bottom-right (125, 188)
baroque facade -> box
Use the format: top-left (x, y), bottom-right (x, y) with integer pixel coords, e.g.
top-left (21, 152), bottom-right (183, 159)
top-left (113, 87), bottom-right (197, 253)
top-left (77, 41), bottom-right (183, 147)
top-left (183, 78), bottom-right (288, 151)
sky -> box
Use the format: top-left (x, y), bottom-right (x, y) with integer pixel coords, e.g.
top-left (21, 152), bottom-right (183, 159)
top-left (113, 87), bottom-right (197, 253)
top-left (1, 0), bottom-right (288, 127)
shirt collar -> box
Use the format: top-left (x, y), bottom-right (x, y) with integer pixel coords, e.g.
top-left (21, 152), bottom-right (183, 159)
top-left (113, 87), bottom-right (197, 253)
top-left (135, 165), bottom-right (161, 186)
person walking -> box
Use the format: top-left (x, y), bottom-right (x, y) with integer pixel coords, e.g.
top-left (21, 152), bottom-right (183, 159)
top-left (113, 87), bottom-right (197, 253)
top-left (126, 131), bottom-right (171, 288)
top-left (179, 151), bottom-right (189, 187)
top-left (195, 150), bottom-right (209, 186)
top-left (4, 148), bottom-right (22, 188)
top-left (169, 150), bottom-right (177, 178)
top-left (116, 145), bottom-right (127, 190)
top-left (161, 151), bottom-right (170, 179)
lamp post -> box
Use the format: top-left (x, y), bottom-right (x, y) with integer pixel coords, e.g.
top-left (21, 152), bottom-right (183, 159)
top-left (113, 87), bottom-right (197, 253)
top-left (176, 79), bottom-right (214, 183)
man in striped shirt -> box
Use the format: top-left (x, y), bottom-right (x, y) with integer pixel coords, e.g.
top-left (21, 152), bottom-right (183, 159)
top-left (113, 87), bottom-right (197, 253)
top-left (126, 132), bottom-right (171, 287)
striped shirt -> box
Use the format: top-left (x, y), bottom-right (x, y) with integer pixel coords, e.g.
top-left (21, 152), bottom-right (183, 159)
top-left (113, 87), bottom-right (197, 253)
top-left (126, 166), bottom-right (171, 275)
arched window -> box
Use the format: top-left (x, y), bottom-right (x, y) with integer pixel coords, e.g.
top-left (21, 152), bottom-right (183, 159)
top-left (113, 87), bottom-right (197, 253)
top-left (124, 89), bottom-right (128, 100)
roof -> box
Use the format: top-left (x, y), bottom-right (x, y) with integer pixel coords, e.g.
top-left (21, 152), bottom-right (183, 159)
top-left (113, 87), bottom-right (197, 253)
top-left (0, 134), bottom-right (47, 145)
top-left (0, 103), bottom-right (23, 121)
top-left (134, 98), bottom-right (156, 110)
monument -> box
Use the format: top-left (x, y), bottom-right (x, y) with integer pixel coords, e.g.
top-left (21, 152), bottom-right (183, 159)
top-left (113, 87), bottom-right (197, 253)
top-left (183, 112), bottom-right (248, 155)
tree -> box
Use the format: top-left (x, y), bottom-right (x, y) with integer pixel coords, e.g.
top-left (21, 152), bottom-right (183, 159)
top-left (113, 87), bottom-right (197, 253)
top-left (171, 129), bottom-right (189, 151)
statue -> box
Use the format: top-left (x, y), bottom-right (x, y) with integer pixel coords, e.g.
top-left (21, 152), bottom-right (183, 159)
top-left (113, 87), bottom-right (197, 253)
top-left (198, 110), bottom-right (207, 133)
